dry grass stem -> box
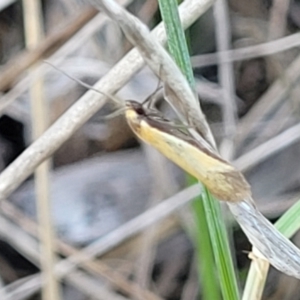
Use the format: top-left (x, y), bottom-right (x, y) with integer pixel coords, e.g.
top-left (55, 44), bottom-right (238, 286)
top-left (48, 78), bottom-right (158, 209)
top-left (3, 275), bottom-right (41, 300)
top-left (5, 270), bottom-right (128, 300)
top-left (65, 270), bottom-right (130, 300)
top-left (0, 215), bottom-right (40, 264)
top-left (214, 0), bottom-right (237, 160)
top-left (191, 32), bottom-right (300, 67)
top-left (235, 122), bottom-right (300, 172)
top-left (22, 0), bottom-right (60, 298)
top-left (242, 249), bottom-right (269, 300)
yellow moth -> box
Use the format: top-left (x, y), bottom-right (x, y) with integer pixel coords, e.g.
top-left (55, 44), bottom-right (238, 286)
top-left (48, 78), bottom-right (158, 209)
top-left (46, 62), bottom-right (251, 202)
top-left (125, 100), bottom-right (251, 202)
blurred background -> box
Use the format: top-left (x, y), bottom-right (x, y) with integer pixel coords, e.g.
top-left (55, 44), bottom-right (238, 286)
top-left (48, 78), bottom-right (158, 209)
top-left (0, 0), bottom-right (300, 299)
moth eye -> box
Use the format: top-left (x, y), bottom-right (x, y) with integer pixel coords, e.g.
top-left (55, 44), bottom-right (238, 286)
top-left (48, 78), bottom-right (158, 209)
top-left (135, 107), bottom-right (144, 115)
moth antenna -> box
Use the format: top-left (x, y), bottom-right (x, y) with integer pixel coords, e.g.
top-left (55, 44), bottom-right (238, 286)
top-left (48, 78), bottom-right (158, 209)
top-left (100, 107), bottom-right (127, 120)
top-left (44, 60), bottom-right (122, 106)
top-left (142, 85), bottom-right (163, 109)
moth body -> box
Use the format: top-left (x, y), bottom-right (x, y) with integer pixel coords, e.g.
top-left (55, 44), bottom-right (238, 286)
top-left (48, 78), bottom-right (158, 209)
top-left (125, 101), bottom-right (251, 202)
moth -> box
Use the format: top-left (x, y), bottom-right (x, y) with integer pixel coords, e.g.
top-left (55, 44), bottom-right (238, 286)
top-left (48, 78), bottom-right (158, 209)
top-left (125, 100), bottom-right (251, 202)
top-left (47, 62), bottom-right (251, 202)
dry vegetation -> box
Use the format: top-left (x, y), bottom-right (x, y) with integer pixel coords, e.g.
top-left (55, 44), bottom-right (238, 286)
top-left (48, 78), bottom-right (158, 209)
top-left (0, 0), bottom-right (300, 299)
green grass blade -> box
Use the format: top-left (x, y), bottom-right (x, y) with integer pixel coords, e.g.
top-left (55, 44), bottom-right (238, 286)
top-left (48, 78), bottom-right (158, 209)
top-left (157, 0), bottom-right (195, 87)
top-left (157, 1), bottom-right (239, 299)
top-left (188, 177), bottom-right (220, 300)
top-left (202, 189), bottom-right (240, 300)
top-left (275, 200), bottom-right (300, 238)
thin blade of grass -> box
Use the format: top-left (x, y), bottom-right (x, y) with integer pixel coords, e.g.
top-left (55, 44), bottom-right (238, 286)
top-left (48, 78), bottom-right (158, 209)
top-left (157, 1), bottom-right (239, 299)
top-left (275, 200), bottom-right (300, 238)
top-left (157, 0), bottom-right (195, 87)
top-left (188, 177), bottom-right (220, 300)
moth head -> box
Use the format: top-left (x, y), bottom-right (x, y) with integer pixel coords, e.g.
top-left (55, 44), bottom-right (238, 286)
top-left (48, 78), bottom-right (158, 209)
top-left (125, 100), bottom-right (146, 135)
